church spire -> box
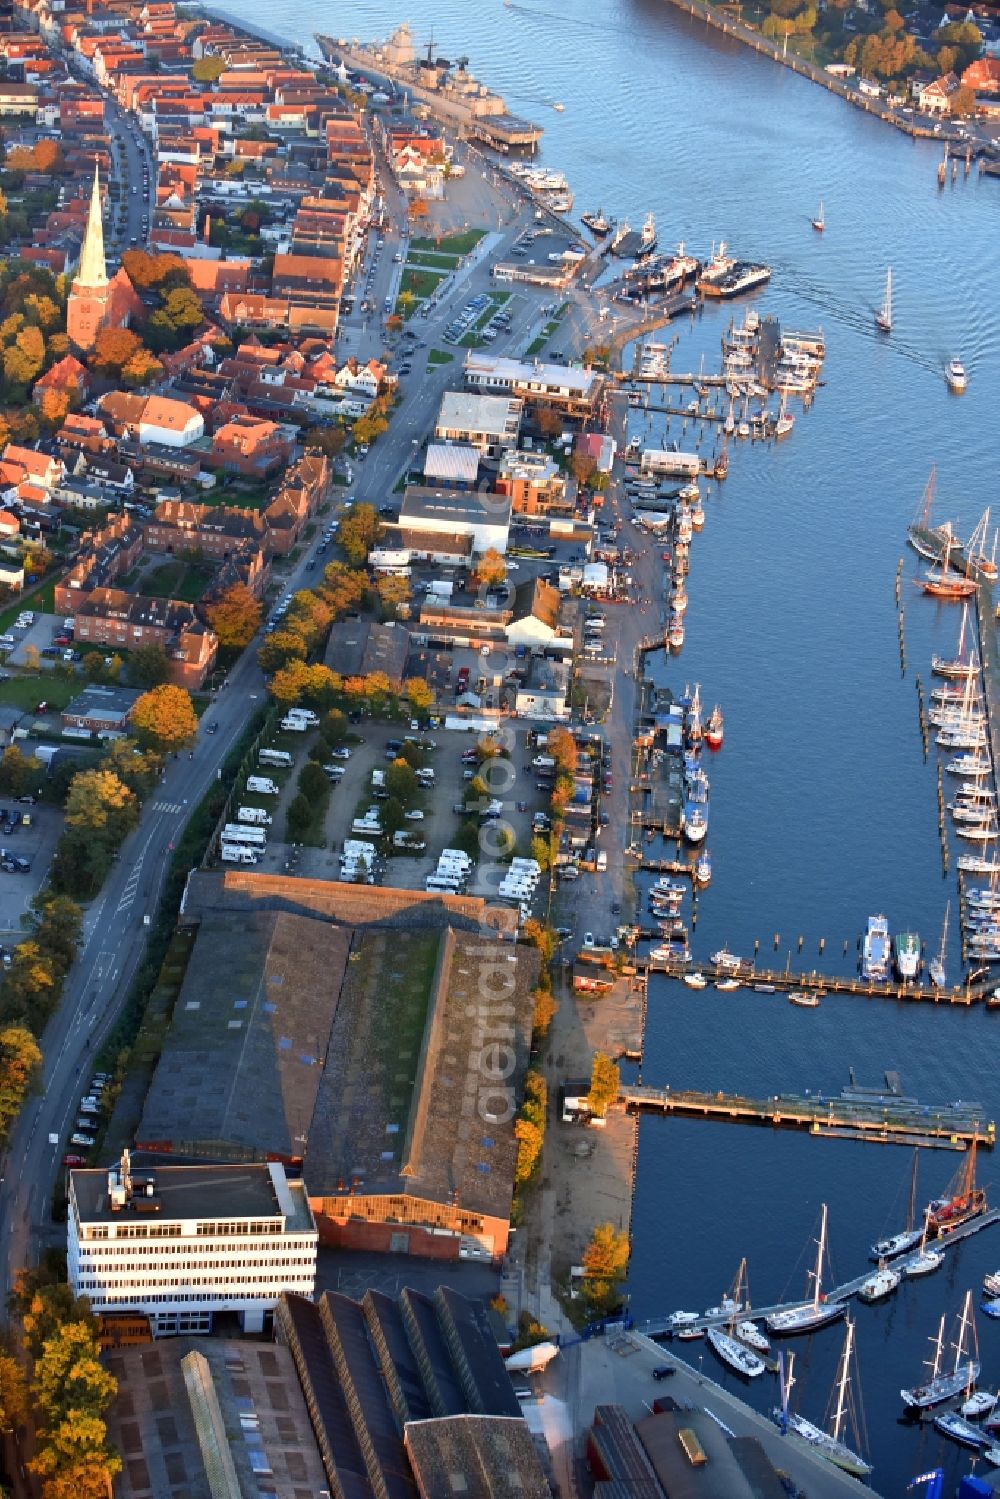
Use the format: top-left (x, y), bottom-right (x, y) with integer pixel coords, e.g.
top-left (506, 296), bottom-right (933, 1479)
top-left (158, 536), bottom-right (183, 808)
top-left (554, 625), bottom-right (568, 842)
top-left (77, 164), bottom-right (108, 289)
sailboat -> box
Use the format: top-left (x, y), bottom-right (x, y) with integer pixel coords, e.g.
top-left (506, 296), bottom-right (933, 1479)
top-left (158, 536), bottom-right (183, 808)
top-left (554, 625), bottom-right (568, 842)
top-left (904, 1207), bottom-right (945, 1279)
top-left (774, 391), bottom-right (794, 438)
top-left (924, 1140), bottom-right (987, 1238)
top-left (917, 522), bottom-right (976, 598)
top-left (767, 1205), bottom-right (846, 1335)
top-left (901, 1292), bottom-right (980, 1409)
top-left (907, 466), bottom-right (959, 564)
top-left (705, 1259), bottom-right (767, 1378)
top-left (875, 266), bottom-right (892, 333)
top-left (965, 508), bottom-right (998, 581)
top-left (932, 602), bottom-right (979, 679)
top-left (870, 1150), bottom-right (923, 1260)
top-left (773, 1323), bottom-right (873, 1479)
top-left (811, 199), bottom-right (825, 232)
top-left (928, 903), bottom-right (949, 988)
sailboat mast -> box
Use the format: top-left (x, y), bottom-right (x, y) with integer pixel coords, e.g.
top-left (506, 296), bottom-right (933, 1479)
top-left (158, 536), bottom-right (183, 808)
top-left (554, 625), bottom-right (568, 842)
top-left (953, 1290), bottom-right (973, 1376)
top-left (928, 1316), bottom-right (945, 1382)
top-left (812, 1204), bottom-right (828, 1308)
top-left (830, 1318), bottom-right (854, 1443)
top-left (907, 1149), bottom-right (919, 1232)
top-left (940, 901), bottom-right (950, 967)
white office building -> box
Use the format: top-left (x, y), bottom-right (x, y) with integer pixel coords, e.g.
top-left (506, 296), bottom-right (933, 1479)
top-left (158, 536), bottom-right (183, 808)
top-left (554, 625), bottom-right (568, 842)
top-left (68, 1152), bottom-right (317, 1338)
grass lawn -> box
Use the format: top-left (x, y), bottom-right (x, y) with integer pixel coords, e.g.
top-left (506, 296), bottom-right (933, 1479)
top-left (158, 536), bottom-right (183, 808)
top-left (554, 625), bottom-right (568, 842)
top-left (406, 251), bottom-right (461, 270)
top-left (144, 561), bottom-right (216, 604)
top-left (400, 267), bottom-right (446, 302)
top-left (427, 349), bottom-right (454, 367)
top-left (0, 674), bottom-right (77, 712)
top-left (459, 332), bottom-right (482, 348)
top-left (526, 335), bottom-right (547, 356)
top-left (202, 484), bottom-right (271, 512)
top-left (410, 229), bottom-right (485, 256)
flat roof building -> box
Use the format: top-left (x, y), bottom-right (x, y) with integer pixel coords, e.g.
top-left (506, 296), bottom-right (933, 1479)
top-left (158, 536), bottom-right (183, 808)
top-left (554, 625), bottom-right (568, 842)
top-left (69, 1154), bottom-right (317, 1338)
top-left (399, 486), bottom-right (512, 555)
top-left (105, 1338), bottom-right (327, 1498)
top-left (423, 442), bottom-right (480, 488)
top-left (463, 351), bottom-right (600, 417)
top-left (433, 392), bottom-right (522, 460)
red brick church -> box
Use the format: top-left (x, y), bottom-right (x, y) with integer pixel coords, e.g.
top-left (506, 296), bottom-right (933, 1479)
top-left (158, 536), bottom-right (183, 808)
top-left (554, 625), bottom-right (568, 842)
top-left (66, 168), bottom-right (144, 354)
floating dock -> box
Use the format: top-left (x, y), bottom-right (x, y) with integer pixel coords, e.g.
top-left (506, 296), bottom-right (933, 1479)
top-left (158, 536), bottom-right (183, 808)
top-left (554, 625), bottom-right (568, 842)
top-left (619, 1077), bottom-right (995, 1150)
top-left (636, 952), bottom-right (999, 1005)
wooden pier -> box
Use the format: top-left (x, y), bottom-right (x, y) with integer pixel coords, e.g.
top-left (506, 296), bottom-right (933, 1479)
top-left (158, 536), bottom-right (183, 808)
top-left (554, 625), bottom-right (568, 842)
top-left (636, 951), bottom-right (1000, 1005)
top-left (635, 1208), bottom-right (1000, 1341)
top-left (620, 1078), bottom-right (994, 1150)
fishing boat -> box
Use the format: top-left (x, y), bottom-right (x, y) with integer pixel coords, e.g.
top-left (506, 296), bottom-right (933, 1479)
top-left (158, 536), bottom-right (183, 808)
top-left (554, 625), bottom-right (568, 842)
top-left (694, 850), bottom-right (712, 886)
top-left (901, 1294), bottom-right (980, 1410)
top-left (947, 358), bottom-right (968, 393)
top-left (789, 991), bottom-right (820, 1008)
top-left (925, 1142), bottom-right (987, 1238)
top-left (871, 1150), bottom-right (924, 1259)
top-left (861, 915), bottom-right (890, 981)
top-left (683, 971), bottom-right (708, 989)
top-left (685, 684), bottom-right (703, 744)
top-left (934, 1411), bottom-right (989, 1449)
top-left (811, 199), bottom-right (825, 232)
top-left (767, 1206), bottom-right (846, 1336)
top-left (705, 705), bottom-right (724, 750)
top-left (857, 1262), bottom-right (901, 1304)
top-left (668, 617), bottom-right (685, 650)
top-left (893, 931), bottom-right (921, 981)
top-left (773, 1321), bottom-right (872, 1479)
top-left (875, 266), bottom-right (892, 333)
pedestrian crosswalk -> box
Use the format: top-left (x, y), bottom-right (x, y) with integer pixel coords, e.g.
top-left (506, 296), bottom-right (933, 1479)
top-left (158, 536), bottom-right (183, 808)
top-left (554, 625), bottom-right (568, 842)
top-left (151, 800), bottom-right (184, 814)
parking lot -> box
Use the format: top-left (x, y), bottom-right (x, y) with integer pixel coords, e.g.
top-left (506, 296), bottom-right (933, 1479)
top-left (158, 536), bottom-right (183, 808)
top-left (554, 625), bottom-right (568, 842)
top-left (223, 716), bottom-right (552, 916)
top-left (3, 610), bottom-right (77, 671)
top-left (0, 803), bottom-right (62, 940)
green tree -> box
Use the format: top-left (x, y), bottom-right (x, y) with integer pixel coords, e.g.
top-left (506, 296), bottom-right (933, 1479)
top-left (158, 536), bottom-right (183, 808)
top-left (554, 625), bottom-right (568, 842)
top-left (298, 761), bottom-right (328, 800)
top-left (131, 685), bottom-right (199, 751)
top-left (587, 1051), bottom-right (620, 1119)
top-left (286, 793), bottom-right (311, 840)
top-left (386, 758), bottom-right (417, 804)
top-left (128, 641), bottom-right (170, 688)
top-left (162, 286), bottom-right (204, 331)
top-left (101, 738), bottom-right (162, 800)
top-left (27, 892), bottom-right (83, 976)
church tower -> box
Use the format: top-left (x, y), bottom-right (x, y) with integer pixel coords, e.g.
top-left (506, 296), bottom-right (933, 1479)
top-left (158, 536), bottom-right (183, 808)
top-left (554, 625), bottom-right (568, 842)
top-left (67, 166), bottom-right (112, 354)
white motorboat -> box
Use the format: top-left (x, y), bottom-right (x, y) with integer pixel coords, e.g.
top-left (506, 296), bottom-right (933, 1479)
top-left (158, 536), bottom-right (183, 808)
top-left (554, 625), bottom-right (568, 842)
top-left (962, 1390), bottom-right (997, 1420)
top-left (947, 358), bottom-right (968, 393)
top-left (706, 1326), bottom-right (765, 1378)
top-left (736, 1320), bottom-right (770, 1353)
top-left (857, 1263), bottom-right (901, 1304)
top-left (682, 971), bottom-right (707, 990)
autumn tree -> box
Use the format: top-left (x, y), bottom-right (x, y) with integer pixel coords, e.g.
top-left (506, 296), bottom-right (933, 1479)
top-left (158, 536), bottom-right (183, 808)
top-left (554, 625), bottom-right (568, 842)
top-left (0, 1025), bottom-right (42, 1143)
top-left (0, 744), bottom-right (42, 797)
top-left (64, 769), bottom-right (139, 842)
top-left (587, 1051), bottom-right (620, 1119)
top-left (569, 451), bottom-right (597, 487)
top-left (37, 388), bottom-right (70, 430)
top-left (205, 581), bottom-right (262, 649)
top-left (121, 347), bottom-right (164, 389)
top-left (580, 1222), bottom-right (631, 1314)
top-left (547, 726), bottom-right (578, 778)
top-left (285, 589), bottom-right (333, 649)
top-left (536, 407), bottom-right (562, 439)
top-left (513, 1070), bottom-right (547, 1187)
top-left (27, 1297), bottom-right (120, 1499)
top-left (101, 738), bottom-right (162, 800)
top-left (386, 758), bottom-right (417, 804)
top-left (337, 503), bottom-right (381, 567)
top-left (303, 424), bottom-right (346, 459)
top-left (162, 285), bottom-right (204, 331)
top-left (477, 548), bottom-right (507, 587)
top-left (950, 84), bottom-right (977, 115)
top-left (404, 676), bottom-right (433, 715)
top-left (131, 684), bottom-right (199, 751)
top-left (376, 571), bottom-right (410, 617)
top-left (321, 561), bottom-right (367, 617)
top-left (532, 986), bottom-right (558, 1040)
top-left (120, 249), bottom-right (190, 291)
top-left (91, 326), bottom-right (142, 376)
top-left (258, 629), bottom-right (307, 675)
top-left (192, 54), bottom-right (226, 81)
top-left (0, 1348), bottom-right (27, 1434)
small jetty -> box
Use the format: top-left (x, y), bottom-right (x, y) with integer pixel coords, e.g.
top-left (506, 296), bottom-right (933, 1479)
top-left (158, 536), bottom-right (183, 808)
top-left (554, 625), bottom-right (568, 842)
top-left (632, 950), bottom-right (1000, 1004)
top-left (619, 1074), bottom-right (995, 1150)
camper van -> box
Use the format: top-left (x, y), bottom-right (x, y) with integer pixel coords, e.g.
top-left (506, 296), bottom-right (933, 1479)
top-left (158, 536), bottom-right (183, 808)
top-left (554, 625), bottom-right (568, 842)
top-left (246, 776), bottom-right (279, 796)
top-left (259, 749), bottom-right (293, 768)
top-left (237, 806), bottom-right (272, 826)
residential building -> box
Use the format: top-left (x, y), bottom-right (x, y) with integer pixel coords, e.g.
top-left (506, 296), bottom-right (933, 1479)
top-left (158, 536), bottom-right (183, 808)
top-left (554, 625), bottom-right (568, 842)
top-left (210, 414), bottom-right (294, 476)
top-left (463, 352), bottom-right (600, 420)
top-left (496, 449), bottom-right (569, 515)
top-left (399, 486), bottom-right (512, 554)
top-left (70, 589), bottom-right (217, 691)
top-left (68, 1154), bottom-right (317, 1338)
top-left (962, 56), bottom-right (1000, 94)
top-left (433, 391), bottom-right (522, 460)
top-left (138, 395), bottom-right (205, 449)
top-left (54, 515), bottom-right (143, 616)
top-left (919, 71), bottom-right (960, 111)
top-left (61, 685), bottom-right (140, 738)
top-left (505, 579), bottom-right (567, 650)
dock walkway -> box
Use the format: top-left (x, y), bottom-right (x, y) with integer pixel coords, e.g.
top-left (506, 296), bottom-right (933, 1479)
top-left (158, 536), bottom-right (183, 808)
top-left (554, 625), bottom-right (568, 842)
top-left (620, 1081), bottom-right (994, 1150)
top-left (638, 952), bottom-right (999, 1004)
top-left (635, 1208), bottom-right (1000, 1339)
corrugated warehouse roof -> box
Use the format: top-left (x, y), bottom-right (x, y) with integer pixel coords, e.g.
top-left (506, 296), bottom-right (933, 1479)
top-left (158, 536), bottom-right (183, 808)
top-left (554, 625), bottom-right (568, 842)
top-left (422, 442), bottom-right (480, 485)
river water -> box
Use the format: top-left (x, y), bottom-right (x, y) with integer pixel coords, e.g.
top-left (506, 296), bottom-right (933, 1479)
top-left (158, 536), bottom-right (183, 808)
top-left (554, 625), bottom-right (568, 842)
top-left (239, 0), bottom-right (999, 1487)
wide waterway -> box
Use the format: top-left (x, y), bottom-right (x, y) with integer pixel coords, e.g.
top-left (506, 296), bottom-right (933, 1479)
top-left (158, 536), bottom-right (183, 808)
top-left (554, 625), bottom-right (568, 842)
top-left (240, 0), bottom-right (999, 1487)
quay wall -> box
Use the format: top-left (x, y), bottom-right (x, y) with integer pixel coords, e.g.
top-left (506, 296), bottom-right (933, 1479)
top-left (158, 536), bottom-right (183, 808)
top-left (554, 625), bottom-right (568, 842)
top-left (658, 0), bottom-right (995, 147)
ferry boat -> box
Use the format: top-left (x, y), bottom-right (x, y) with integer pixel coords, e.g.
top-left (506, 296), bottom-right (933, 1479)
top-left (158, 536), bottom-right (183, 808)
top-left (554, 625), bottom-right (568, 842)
top-left (901, 1294), bottom-right (980, 1410)
top-left (767, 1206), bottom-right (846, 1336)
top-left (947, 358), bottom-right (968, 393)
top-left (774, 1320), bottom-right (872, 1479)
top-left (705, 705), bottom-right (724, 750)
top-left (861, 915), bottom-right (890, 981)
top-left (925, 1144), bottom-right (987, 1238)
top-left (893, 931), bottom-right (921, 980)
top-left (696, 241), bottom-right (772, 299)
